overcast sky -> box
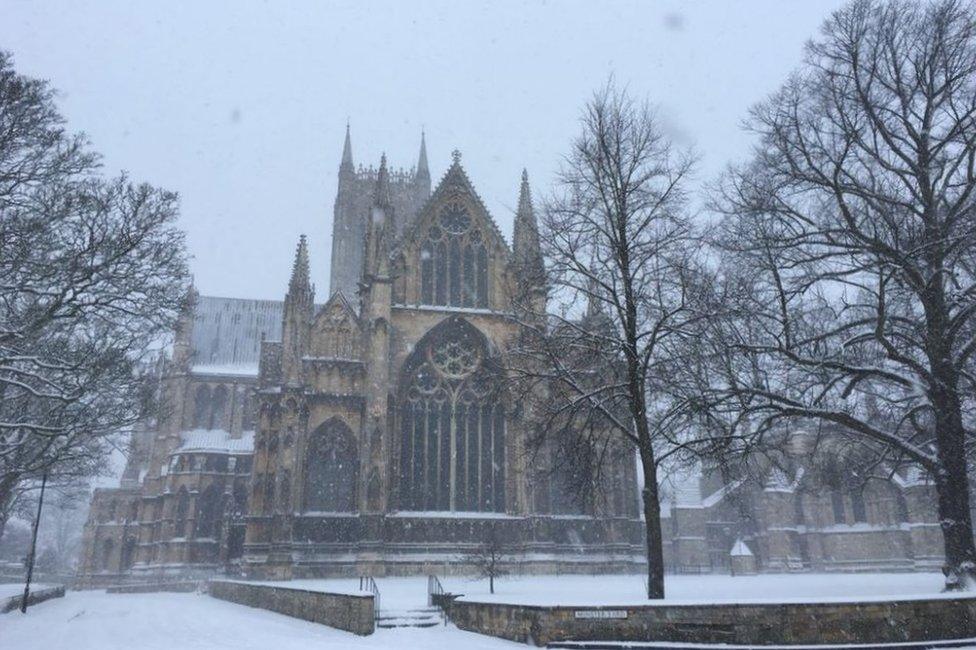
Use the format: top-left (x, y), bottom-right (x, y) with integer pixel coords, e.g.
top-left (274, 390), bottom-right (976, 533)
top-left (1, 0), bottom-right (847, 300)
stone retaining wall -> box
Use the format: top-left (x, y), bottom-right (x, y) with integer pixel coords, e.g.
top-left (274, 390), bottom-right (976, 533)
top-left (208, 580), bottom-right (374, 635)
top-left (107, 581), bottom-right (200, 594)
top-left (439, 594), bottom-right (976, 646)
top-left (1, 585), bottom-right (66, 614)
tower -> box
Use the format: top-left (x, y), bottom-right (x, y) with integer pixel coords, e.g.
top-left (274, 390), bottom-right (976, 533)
top-left (328, 126), bottom-right (432, 300)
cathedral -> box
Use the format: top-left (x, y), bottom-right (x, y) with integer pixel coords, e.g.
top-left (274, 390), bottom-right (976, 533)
top-left (76, 129), bottom-right (946, 586)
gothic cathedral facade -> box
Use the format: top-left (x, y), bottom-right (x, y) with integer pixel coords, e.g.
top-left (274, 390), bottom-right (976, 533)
top-left (76, 129), bottom-right (945, 585)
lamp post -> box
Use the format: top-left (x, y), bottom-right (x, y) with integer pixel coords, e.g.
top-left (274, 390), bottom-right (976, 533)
top-left (21, 471), bottom-right (48, 613)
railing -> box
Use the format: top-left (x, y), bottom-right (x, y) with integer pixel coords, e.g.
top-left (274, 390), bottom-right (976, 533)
top-left (427, 574), bottom-right (445, 607)
top-left (359, 575), bottom-right (380, 620)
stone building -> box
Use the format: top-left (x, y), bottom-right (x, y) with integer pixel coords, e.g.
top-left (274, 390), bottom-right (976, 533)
top-left (76, 130), bottom-right (946, 586)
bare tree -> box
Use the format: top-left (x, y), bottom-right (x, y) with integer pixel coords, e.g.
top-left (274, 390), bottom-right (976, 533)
top-left (508, 82), bottom-right (712, 599)
top-left (463, 528), bottom-right (510, 594)
top-left (0, 51), bottom-right (190, 539)
top-left (707, 0), bottom-right (976, 589)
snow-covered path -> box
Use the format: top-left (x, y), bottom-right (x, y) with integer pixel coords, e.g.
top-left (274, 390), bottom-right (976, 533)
top-left (0, 590), bottom-right (522, 650)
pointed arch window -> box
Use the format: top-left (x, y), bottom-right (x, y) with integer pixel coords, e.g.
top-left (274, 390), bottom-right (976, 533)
top-left (192, 385), bottom-right (211, 428)
top-left (303, 419), bottom-right (358, 512)
top-left (195, 484), bottom-right (223, 539)
top-left (100, 538), bottom-right (115, 571)
top-left (398, 318), bottom-right (505, 512)
top-left (210, 385), bottom-right (228, 430)
top-left (420, 202), bottom-right (489, 308)
top-left (175, 487), bottom-right (190, 538)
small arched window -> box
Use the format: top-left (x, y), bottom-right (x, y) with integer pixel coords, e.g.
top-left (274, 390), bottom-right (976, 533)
top-left (420, 202), bottom-right (489, 308)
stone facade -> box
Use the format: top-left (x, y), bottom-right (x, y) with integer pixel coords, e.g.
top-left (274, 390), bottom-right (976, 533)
top-left (77, 130), bottom-right (949, 587)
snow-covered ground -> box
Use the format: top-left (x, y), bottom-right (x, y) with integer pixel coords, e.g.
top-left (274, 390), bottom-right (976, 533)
top-left (275, 572), bottom-right (954, 609)
top-left (0, 575), bottom-right (971, 649)
top-left (0, 590), bottom-right (522, 650)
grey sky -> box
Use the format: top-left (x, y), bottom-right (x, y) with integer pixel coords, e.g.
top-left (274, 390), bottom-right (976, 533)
top-left (1, 0), bottom-right (847, 300)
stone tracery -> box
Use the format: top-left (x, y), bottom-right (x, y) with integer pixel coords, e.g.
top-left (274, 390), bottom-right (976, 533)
top-left (398, 318), bottom-right (505, 512)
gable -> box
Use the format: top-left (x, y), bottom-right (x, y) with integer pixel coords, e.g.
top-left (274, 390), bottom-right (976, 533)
top-left (310, 291), bottom-right (362, 359)
top-left (396, 158), bottom-right (510, 260)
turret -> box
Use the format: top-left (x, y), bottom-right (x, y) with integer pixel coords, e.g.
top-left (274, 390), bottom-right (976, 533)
top-left (512, 169), bottom-right (547, 311)
top-left (172, 283), bottom-right (198, 369)
top-left (363, 154), bottom-right (394, 282)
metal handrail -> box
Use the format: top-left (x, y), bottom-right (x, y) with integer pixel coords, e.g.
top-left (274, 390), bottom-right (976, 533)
top-left (359, 575), bottom-right (380, 620)
top-left (427, 574), bottom-right (445, 607)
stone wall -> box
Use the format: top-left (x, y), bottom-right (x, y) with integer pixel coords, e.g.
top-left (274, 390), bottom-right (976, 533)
top-left (107, 581), bottom-right (200, 594)
top-left (208, 580), bottom-right (374, 635)
top-left (439, 594), bottom-right (976, 646)
top-left (1, 585), bottom-right (66, 614)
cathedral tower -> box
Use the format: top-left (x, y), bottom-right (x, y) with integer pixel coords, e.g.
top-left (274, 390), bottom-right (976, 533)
top-left (328, 126), bottom-right (432, 300)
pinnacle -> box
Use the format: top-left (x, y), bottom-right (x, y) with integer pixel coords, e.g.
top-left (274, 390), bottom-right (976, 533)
top-left (288, 234), bottom-right (311, 294)
top-left (375, 153), bottom-right (392, 207)
top-left (340, 123), bottom-right (354, 170)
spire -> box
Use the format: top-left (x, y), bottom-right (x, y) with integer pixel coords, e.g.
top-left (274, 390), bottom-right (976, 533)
top-left (513, 169), bottom-right (546, 294)
top-left (340, 122), bottom-right (354, 172)
top-left (416, 130), bottom-right (430, 181)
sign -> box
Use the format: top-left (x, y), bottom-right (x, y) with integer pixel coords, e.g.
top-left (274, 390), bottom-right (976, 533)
top-left (574, 610), bottom-right (628, 620)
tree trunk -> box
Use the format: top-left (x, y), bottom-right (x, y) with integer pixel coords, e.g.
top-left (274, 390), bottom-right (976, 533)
top-left (923, 274), bottom-right (976, 589)
top-left (640, 449), bottom-right (665, 599)
top-left (932, 396), bottom-right (976, 589)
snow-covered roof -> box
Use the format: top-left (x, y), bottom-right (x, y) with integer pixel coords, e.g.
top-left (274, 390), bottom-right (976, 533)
top-left (191, 296), bottom-right (283, 367)
top-left (191, 363), bottom-right (260, 377)
top-left (730, 540), bottom-right (753, 557)
top-left (176, 429), bottom-right (255, 454)
top-left (701, 478), bottom-right (745, 508)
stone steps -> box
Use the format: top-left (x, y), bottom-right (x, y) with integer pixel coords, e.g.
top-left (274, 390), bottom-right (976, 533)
top-left (376, 607), bottom-right (443, 629)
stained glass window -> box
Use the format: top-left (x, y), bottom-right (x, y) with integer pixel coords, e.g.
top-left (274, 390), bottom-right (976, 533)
top-left (398, 318), bottom-right (505, 512)
top-left (420, 202), bottom-right (489, 308)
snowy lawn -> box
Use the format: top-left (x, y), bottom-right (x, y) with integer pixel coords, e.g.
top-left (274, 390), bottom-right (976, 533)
top-left (0, 590), bottom-right (522, 650)
top-left (277, 572), bottom-right (957, 609)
